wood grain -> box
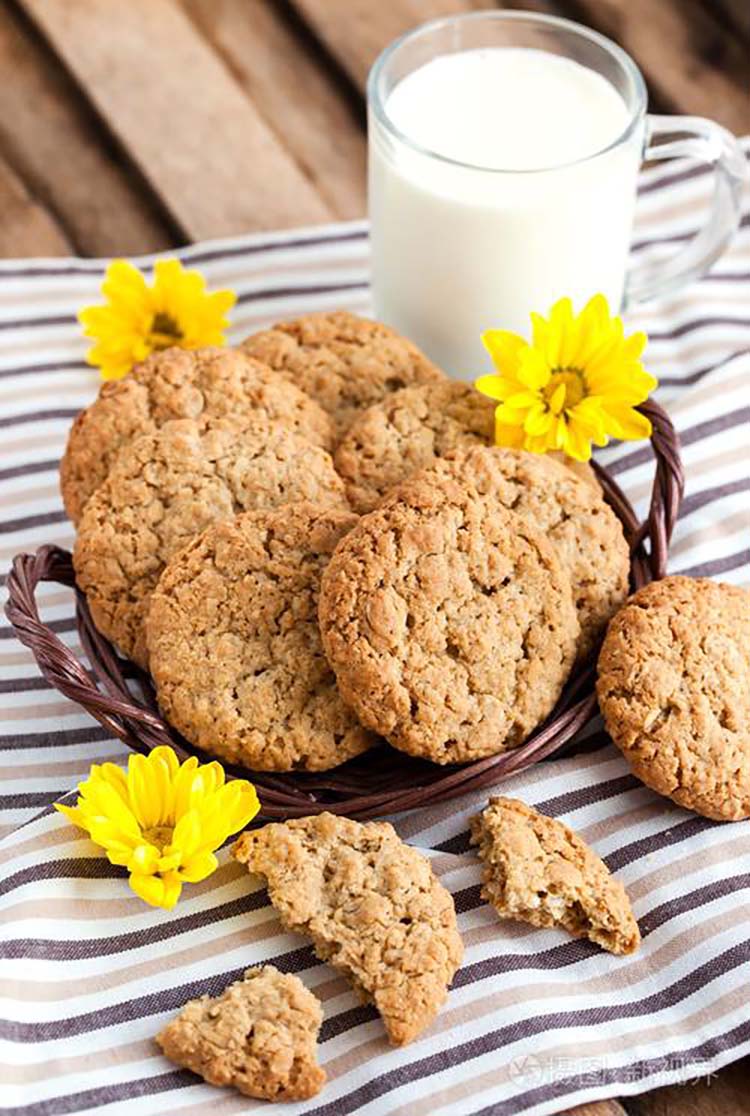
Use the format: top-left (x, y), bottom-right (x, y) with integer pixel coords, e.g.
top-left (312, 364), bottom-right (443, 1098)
top-left (517, 0), bottom-right (750, 134)
top-left (291, 0), bottom-right (494, 92)
top-left (184, 0), bottom-right (366, 219)
top-left (0, 152), bottom-right (70, 256)
top-left (0, 3), bottom-right (174, 256)
top-left (20, 0), bottom-right (332, 239)
top-left (708, 0), bottom-right (750, 45)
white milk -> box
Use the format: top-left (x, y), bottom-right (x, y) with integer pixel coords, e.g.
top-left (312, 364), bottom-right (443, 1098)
top-left (369, 47), bottom-right (643, 376)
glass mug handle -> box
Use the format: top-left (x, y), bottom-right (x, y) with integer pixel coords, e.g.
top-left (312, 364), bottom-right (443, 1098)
top-left (624, 115), bottom-right (747, 308)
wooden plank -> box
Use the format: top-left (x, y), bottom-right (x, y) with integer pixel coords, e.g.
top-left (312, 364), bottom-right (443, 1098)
top-left (502, 0), bottom-right (750, 134)
top-left (711, 0), bottom-right (750, 44)
top-left (0, 152), bottom-right (71, 256)
top-left (627, 1056), bottom-right (750, 1116)
top-left (0, 2), bottom-right (174, 256)
top-left (20, 0), bottom-right (332, 239)
top-left (183, 0), bottom-right (366, 220)
top-left (291, 0), bottom-right (494, 93)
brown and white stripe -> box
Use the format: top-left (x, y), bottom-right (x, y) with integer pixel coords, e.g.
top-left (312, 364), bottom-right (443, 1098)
top-left (0, 144), bottom-right (749, 1115)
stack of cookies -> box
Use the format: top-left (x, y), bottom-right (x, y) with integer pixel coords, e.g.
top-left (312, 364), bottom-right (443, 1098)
top-left (63, 309), bottom-right (632, 775)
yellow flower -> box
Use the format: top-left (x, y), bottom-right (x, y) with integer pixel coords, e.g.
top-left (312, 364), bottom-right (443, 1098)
top-left (475, 295), bottom-right (657, 462)
top-left (55, 746), bottom-right (259, 909)
top-left (79, 258), bottom-right (236, 381)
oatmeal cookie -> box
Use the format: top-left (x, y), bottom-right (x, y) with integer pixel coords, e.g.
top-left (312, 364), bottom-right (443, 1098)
top-left (335, 382), bottom-right (598, 513)
top-left (233, 813), bottom-right (463, 1046)
top-left (334, 381), bottom-right (495, 513)
top-left (470, 796), bottom-right (640, 955)
top-left (147, 504), bottom-right (375, 771)
top-left (73, 420), bottom-right (347, 668)
top-left (396, 446), bottom-right (628, 659)
top-left (318, 475), bottom-right (579, 763)
top-left (239, 310), bottom-right (445, 439)
top-left (156, 966), bottom-right (326, 1101)
top-left (597, 576), bottom-right (750, 821)
top-left (60, 345), bottom-right (333, 523)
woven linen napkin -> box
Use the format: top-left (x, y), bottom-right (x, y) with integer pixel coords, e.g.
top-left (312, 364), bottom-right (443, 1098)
top-left (0, 145), bottom-right (749, 1116)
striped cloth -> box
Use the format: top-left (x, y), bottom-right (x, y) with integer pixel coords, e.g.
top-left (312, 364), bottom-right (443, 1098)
top-left (1, 144), bottom-right (749, 1116)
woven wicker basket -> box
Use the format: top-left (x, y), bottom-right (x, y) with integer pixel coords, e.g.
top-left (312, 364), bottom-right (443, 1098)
top-left (5, 400), bottom-right (684, 820)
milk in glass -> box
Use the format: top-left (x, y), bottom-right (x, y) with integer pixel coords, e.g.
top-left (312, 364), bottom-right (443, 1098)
top-left (369, 48), bottom-right (643, 375)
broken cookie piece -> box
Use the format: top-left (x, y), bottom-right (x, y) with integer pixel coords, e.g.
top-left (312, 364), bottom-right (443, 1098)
top-left (233, 812), bottom-right (464, 1045)
top-left (156, 965), bottom-right (326, 1101)
top-left (470, 796), bottom-right (640, 955)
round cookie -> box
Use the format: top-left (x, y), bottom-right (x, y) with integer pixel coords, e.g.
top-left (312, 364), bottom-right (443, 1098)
top-left (597, 576), bottom-right (750, 821)
top-left (393, 446), bottom-right (629, 660)
top-left (335, 381), bottom-right (494, 513)
top-left (61, 346), bottom-right (333, 524)
top-left (74, 420), bottom-right (348, 669)
top-left (318, 476), bottom-right (579, 764)
top-left (335, 381), bottom-right (599, 513)
top-left (238, 310), bottom-right (445, 439)
top-left (147, 504), bottom-right (376, 772)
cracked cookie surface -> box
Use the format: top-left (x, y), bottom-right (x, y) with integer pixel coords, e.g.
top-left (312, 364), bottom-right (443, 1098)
top-left (597, 575), bottom-right (750, 820)
top-left (470, 796), bottom-right (640, 954)
top-left (61, 346), bottom-right (333, 523)
top-left (233, 813), bottom-right (463, 1046)
top-left (148, 504), bottom-right (376, 771)
top-left (318, 475), bottom-right (579, 763)
top-left (73, 420), bottom-right (348, 669)
top-left (400, 446), bottom-right (629, 660)
top-left (239, 310), bottom-right (445, 440)
top-left (156, 965), bottom-right (326, 1101)
top-left (335, 382), bottom-right (598, 514)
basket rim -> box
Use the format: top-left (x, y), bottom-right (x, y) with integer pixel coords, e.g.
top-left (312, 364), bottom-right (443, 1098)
top-left (4, 400), bottom-right (684, 821)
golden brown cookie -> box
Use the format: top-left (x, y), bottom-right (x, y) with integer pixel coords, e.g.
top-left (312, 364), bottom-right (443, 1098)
top-left (156, 966), bottom-right (326, 1101)
top-left (318, 475), bottom-right (579, 764)
top-left (147, 504), bottom-right (376, 771)
top-left (395, 446), bottom-right (629, 660)
top-left (335, 381), bottom-right (598, 514)
top-left (60, 346), bottom-right (333, 523)
top-left (234, 814), bottom-right (463, 1046)
top-left (239, 310), bottom-right (445, 440)
top-left (74, 420), bottom-right (348, 669)
top-left (597, 576), bottom-right (750, 821)
top-left (470, 796), bottom-right (640, 955)
top-left (334, 381), bottom-right (495, 513)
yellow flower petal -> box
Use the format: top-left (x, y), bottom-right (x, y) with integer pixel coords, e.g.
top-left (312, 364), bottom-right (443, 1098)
top-left (516, 347), bottom-right (550, 391)
top-left (481, 329), bottom-right (526, 374)
top-left (128, 843), bottom-right (161, 874)
top-left (178, 851), bottom-right (219, 883)
top-left (600, 404), bottom-right (653, 441)
top-left (476, 295), bottom-right (655, 463)
top-left (494, 417), bottom-right (526, 449)
top-left (129, 873), bottom-right (167, 908)
top-left (475, 373), bottom-right (510, 402)
top-left (53, 745), bottom-right (257, 910)
top-left (78, 258), bottom-right (236, 381)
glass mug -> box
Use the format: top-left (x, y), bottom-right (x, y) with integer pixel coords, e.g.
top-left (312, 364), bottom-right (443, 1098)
top-left (367, 11), bottom-right (746, 377)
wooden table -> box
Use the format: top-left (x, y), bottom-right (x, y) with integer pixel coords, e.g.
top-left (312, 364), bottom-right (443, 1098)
top-left (1, 2), bottom-right (749, 1114)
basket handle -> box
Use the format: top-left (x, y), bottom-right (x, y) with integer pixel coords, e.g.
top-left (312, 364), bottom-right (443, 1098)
top-left (4, 545), bottom-right (181, 758)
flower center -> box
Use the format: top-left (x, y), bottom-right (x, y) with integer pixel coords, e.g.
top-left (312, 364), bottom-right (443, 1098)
top-left (149, 311), bottom-right (183, 350)
top-left (543, 369), bottom-right (586, 414)
top-left (142, 824), bottom-right (174, 851)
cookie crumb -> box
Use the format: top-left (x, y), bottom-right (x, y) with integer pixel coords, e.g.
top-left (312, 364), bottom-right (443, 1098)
top-left (156, 965), bottom-right (326, 1101)
top-left (470, 796), bottom-right (640, 955)
top-left (234, 813), bottom-right (463, 1045)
